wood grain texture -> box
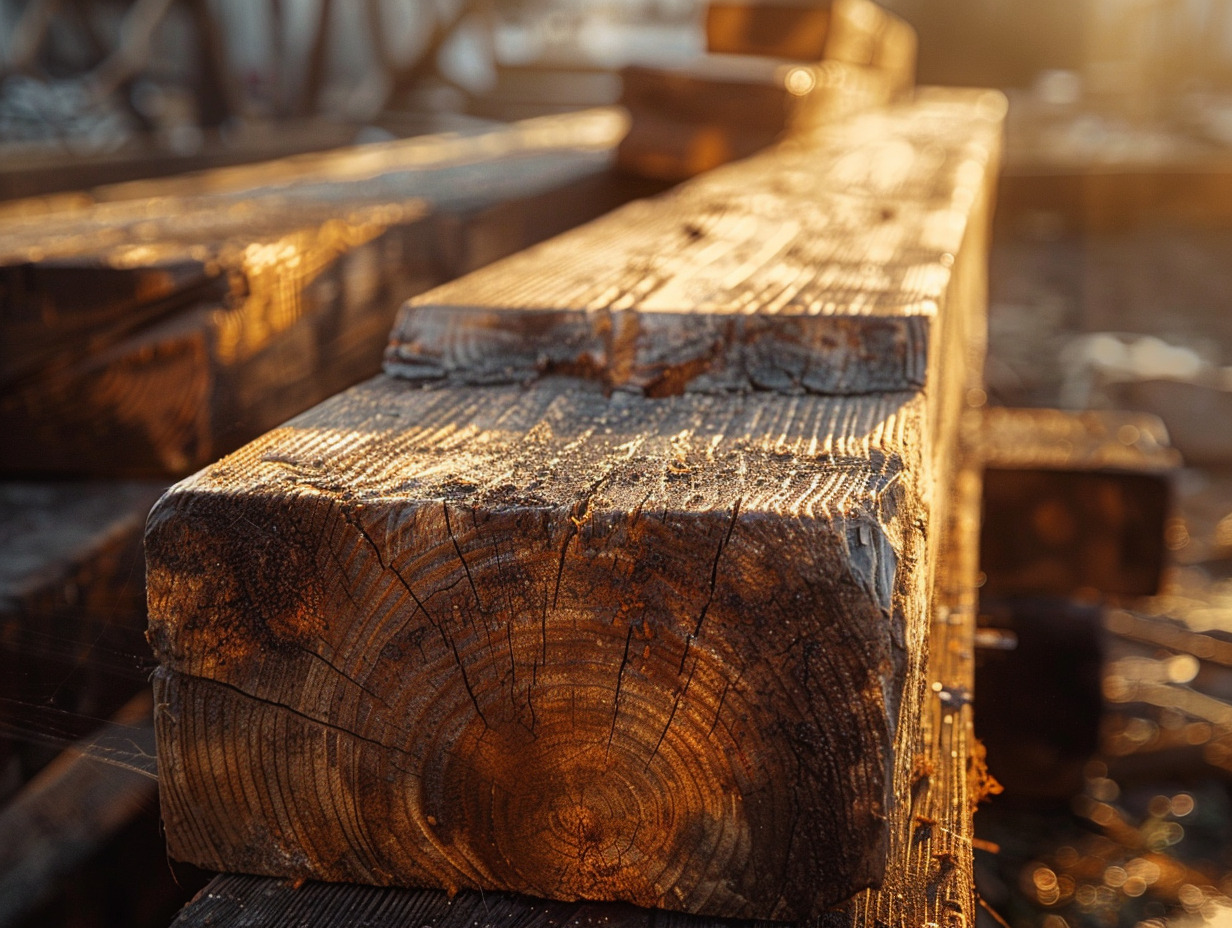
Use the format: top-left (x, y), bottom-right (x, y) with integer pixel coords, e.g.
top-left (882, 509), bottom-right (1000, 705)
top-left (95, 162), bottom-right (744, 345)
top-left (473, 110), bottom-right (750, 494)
top-left (149, 91), bottom-right (1004, 921)
top-left (0, 109), bottom-right (629, 477)
top-left (391, 90), bottom-right (1003, 405)
top-left (149, 378), bottom-right (931, 919)
top-left (170, 873), bottom-right (762, 928)
top-left (161, 464), bottom-right (987, 928)
top-left (837, 442), bottom-right (986, 928)
top-left (0, 209), bottom-right (428, 476)
top-left (0, 259), bottom-right (225, 385)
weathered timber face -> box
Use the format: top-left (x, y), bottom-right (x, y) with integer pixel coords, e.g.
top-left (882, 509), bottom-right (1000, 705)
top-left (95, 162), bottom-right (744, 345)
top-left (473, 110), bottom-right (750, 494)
top-left (146, 90), bottom-right (1003, 922)
top-left (147, 380), bottom-right (920, 918)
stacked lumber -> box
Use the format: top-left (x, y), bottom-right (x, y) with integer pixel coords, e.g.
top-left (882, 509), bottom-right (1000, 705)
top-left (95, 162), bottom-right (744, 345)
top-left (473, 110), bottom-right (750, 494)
top-left (0, 482), bottom-right (167, 925)
top-left (0, 108), bottom-right (649, 926)
top-left (0, 482), bottom-right (162, 798)
top-left (617, 0), bottom-right (917, 181)
top-left (973, 408), bottom-right (1180, 799)
top-left (149, 88), bottom-right (1004, 925)
top-left (0, 108), bottom-right (628, 478)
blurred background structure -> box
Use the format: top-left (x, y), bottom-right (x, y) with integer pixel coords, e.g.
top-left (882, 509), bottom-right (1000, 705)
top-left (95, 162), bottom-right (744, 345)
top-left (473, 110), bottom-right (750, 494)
top-left (6, 2), bottom-right (1232, 928)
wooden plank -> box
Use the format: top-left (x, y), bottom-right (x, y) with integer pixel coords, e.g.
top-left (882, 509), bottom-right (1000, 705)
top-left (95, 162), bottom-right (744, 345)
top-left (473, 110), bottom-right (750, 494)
top-left (614, 114), bottom-right (783, 184)
top-left (620, 1), bottom-right (916, 182)
top-left (824, 0), bottom-right (916, 101)
top-left (0, 212), bottom-right (431, 477)
top-left (842, 425), bottom-right (987, 928)
top-left (706, 2), bottom-right (832, 59)
top-left (616, 53), bottom-right (905, 183)
top-left (0, 110), bottom-right (630, 477)
top-left (0, 110), bottom-right (619, 215)
top-left (0, 480), bottom-right (164, 798)
top-left (392, 90), bottom-right (1001, 411)
top-left (0, 120), bottom-right (370, 204)
top-left (0, 259), bottom-right (225, 385)
top-left (147, 89), bottom-right (1004, 921)
top-left (978, 406), bottom-right (1179, 473)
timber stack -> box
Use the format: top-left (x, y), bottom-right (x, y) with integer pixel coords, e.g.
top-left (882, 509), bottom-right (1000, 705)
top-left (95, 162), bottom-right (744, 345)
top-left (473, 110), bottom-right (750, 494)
top-left (0, 109), bottom-right (640, 926)
top-left (148, 86), bottom-right (1005, 926)
top-left (0, 108), bottom-right (628, 478)
top-left (617, 0), bottom-right (917, 180)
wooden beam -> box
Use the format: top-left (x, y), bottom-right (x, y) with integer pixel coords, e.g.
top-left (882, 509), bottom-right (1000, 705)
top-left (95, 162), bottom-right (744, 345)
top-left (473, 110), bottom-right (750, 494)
top-left (164, 428), bottom-right (990, 928)
top-left (150, 380), bottom-right (933, 918)
top-left (148, 90), bottom-right (1004, 921)
top-left (615, 58), bottom-right (895, 183)
top-left (706, 2), bottom-right (832, 60)
top-left (825, 0), bottom-right (916, 100)
top-left (824, 0), bottom-right (888, 67)
top-left (615, 56), bottom-right (803, 183)
top-left (0, 480), bottom-right (163, 797)
top-left (618, 1), bottom-right (916, 183)
top-left (0, 109), bottom-right (629, 477)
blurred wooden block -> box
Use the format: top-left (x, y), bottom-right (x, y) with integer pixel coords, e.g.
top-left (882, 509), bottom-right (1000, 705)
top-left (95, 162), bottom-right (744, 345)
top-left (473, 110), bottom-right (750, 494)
top-left (147, 90), bottom-right (1004, 922)
top-left (974, 597), bottom-right (1104, 799)
top-left (787, 59), bottom-right (896, 135)
top-left (0, 481), bottom-right (164, 797)
top-left (1107, 379), bottom-right (1232, 465)
top-left (824, 0), bottom-right (885, 66)
top-left (0, 691), bottom-right (157, 925)
top-left (616, 57), bottom-right (895, 181)
top-left (978, 407), bottom-right (1178, 599)
top-left (706, 1), bottom-right (831, 59)
top-left (622, 57), bottom-right (802, 133)
top-left (0, 260), bottom-right (225, 385)
top-left (616, 114), bottom-right (779, 182)
top-left (620, 2), bottom-right (915, 181)
top-left (616, 56), bottom-right (799, 181)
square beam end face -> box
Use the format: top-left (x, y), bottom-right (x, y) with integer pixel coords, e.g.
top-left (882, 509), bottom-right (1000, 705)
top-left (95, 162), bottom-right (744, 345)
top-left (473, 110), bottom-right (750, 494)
top-left (146, 380), bottom-right (922, 920)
